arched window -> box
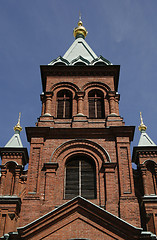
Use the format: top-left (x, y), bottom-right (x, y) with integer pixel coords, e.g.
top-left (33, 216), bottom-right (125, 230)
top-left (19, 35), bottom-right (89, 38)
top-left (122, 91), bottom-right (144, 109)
top-left (57, 90), bottom-right (72, 118)
top-left (4, 163), bottom-right (15, 195)
top-left (65, 155), bottom-right (96, 199)
top-left (146, 161), bottom-right (157, 195)
top-left (88, 90), bottom-right (105, 119)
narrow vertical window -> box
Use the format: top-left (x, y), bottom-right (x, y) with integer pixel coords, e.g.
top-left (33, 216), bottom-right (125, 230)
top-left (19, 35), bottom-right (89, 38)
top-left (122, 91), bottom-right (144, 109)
top-left (4, 165), bottom-right (15, 196)
top-left (65, 155), bottom-right (96, 199)
top-left (146, 162), bottom-right (157, 195)
top-left (88, 90), bottom-right (104, 118)
top-left (57, 90), bottom-right (72, 118)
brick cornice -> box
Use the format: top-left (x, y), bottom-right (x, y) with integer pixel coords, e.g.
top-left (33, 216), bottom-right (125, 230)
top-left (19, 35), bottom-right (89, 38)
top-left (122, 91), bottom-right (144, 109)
top-left (0, 147), bottom-right (29, 165)
top-left (132, 146), bottom-right (157, 165)
top-left (40, 65), bottom-right (120, 92)
top-left (26, 126), bottom-right (135, 142)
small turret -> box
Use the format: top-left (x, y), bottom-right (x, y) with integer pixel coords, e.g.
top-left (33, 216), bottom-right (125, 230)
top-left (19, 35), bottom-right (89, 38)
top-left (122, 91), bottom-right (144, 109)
top-left (133, 113), bottom-right (157, 234)
top-left (138, 112), bottom-right (156, 146)
top-left (5, 113), bottom-right (23, 148)
top-left (0, 113), bottom-right (28, 235)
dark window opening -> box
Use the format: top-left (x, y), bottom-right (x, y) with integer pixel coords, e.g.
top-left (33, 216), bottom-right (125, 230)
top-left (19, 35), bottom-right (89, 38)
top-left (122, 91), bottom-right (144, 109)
top-left (88, 90), bottom-right (105, 119)
top-left (146, 162), bottom-right (157, 195)
top-left (57, 90), bottom-right (72, 118)
top-left (65, 155), bottom-right (96, 199)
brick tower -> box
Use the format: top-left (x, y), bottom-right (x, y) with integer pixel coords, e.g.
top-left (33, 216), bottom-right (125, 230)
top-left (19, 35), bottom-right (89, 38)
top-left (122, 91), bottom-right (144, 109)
top-left (0, 20), bottom-right (157, 239)
top-left (0, 113), bottom-right (28, 237)
top-left (133, 113), bottom-right (157, 235)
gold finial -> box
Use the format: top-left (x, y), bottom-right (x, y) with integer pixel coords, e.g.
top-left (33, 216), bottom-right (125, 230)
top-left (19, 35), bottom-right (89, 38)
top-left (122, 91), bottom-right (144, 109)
top-left (138, 112), bottom-right (147, 132)
top-left (73, 15), bottom-right (88, 39)
top-left (14, 112), bottom-right (22, 132)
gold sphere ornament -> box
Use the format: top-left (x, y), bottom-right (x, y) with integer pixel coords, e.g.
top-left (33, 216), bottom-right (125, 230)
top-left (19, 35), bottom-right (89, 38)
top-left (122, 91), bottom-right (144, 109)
top-left (73, 20), bottom-right (88, 39)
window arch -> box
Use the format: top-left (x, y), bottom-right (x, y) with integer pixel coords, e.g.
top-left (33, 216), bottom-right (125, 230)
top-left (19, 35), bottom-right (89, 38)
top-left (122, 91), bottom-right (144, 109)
top-left (88, 90), bottom-right (105, 118)
top-left (57, 90), bottom-right (72, 118)
top-left (65, 155), bottom-right (96, 199)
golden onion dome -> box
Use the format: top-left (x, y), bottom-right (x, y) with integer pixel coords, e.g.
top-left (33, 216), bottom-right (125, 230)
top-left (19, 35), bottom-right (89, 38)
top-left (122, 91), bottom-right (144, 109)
top-left (73, 20), bottom-right (88, 39)
top-left (138, 112), bottom-right (147, 132)
top-left (14, 112), bottom-right (22, 132)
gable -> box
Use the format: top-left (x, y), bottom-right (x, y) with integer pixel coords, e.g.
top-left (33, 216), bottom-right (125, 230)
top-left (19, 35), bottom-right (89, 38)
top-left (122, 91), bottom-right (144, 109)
top-left (17, 197), bottom-right (142, 240)
top-left (36, 216), bottom-right (124, 240)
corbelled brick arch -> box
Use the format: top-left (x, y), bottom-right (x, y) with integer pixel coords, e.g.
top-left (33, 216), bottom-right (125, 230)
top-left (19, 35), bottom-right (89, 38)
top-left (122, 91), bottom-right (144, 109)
top-left (50, 81), bottom-right (80, 92)
top-left (50, 139), bottom-right (111, 163)
top-left (81, 81), bottom-right (111, 92)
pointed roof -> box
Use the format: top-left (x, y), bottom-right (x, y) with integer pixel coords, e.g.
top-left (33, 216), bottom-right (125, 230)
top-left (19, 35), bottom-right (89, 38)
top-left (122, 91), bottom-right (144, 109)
top-left (5, 132), bottom-right (23, 148)
top-left (138, 132), bottom-right (156, 146)
top-left (5, 113), bottom-right (23, 148)
top-left (49, 19), bottom-right (112, 66)
top-left (63, 36), bottom-right (98, 63)
top-left (138, 112), bottom-right (156, 147)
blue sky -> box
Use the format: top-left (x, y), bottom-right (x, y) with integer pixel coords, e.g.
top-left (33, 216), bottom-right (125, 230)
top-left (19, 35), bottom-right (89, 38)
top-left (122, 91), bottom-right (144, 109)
top-left (0, 0), bottom-right (157, 155)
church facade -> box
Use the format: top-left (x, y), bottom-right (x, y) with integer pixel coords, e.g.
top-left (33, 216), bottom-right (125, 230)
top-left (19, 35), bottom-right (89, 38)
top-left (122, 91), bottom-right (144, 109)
top-left (0, 20), bottom-right (157, 240)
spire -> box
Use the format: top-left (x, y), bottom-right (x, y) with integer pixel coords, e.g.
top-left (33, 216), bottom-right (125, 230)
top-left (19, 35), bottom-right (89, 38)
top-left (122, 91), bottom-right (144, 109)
top-left (5, 113), bottom-right (23, 148)
top-left (138, 112), bottom-right (156, 146)
top-left (79, 12), bottom-right (81, 21)
top-left (73, 15), bottom-right (88, 39)
top-left (138, 112), bottom-right (147, 132)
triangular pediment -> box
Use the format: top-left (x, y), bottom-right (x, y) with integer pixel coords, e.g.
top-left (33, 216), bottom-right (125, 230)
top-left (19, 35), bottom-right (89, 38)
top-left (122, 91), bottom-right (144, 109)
top-left (17, 196), bottom-right (143, 240)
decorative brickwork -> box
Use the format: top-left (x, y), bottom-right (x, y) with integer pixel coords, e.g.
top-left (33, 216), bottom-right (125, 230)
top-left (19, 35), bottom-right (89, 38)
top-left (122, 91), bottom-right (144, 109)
top-left (0, 26), bottom-right (156, 239)
top-left (133, 146), bottom-right (157, 235)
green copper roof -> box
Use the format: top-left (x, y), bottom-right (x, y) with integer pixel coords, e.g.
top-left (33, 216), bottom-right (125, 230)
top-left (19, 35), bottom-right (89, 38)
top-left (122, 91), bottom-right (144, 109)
top-left (63, 37), bottom-right (98, 63)
top-left (138, 112), bottom-right (156, 146)
top-left (5, 130), bottom-right (23, 148)
top-left (138, 131), bottom-right (156, 146)
top-left (49, 34), bottom-right (112, 66)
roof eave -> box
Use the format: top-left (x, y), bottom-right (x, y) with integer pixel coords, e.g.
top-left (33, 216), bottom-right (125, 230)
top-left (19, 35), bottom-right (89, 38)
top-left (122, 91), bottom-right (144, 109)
top-left (132, 145), bottom-right (157, 165)
top-left (40, 65), bottom-right (120, 93)
top-left (0, 147), bottom-right (29, 165)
